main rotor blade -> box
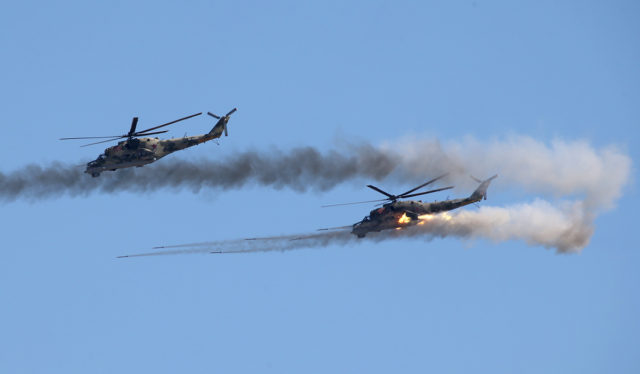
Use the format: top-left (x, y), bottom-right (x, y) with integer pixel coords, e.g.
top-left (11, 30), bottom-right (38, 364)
top-left (207, 112), bottom-right (220, 119)
top-left (80, 137), bottom-right (123, 147)
top-left (226, 108), bottom-right (237, 116)
top-left (136, 112), bottom-right (202, 134)
top-left (128, 117), bottom-right (138, 136)
top-left (401, 186), bottom-right (454, 199)
top-left (321, 198), bottom-right (389, 208)
top-left (60, 135), bottom-right (126, 140)
top-left (132, 130), bottom-right (168, 137)
top-left (366, 185), bottom-right (395, 199)
top-left (398, 173), bottom-right (449, 197)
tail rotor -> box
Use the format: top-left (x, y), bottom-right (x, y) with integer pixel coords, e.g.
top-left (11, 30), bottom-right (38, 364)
top-left (207, 108), bottom-right (237, 136)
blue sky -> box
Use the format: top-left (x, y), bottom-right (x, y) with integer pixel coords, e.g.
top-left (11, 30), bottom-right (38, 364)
top-left (1, 1), bottom-right (639, 373)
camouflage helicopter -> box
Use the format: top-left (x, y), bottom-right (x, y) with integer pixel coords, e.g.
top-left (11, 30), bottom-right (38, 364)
top-left (323, 174), bottom-right (497, 238)
top-left (60, 108), bottom-right (237, 177)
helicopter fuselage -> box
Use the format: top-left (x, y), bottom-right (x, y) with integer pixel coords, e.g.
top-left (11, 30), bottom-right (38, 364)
top-left (351, 176), bottom-right (497, 238)
top-left (352, 198), bottom-right (474, 238)
top-left (85, 133), bottom-right (219, 177)
top-left (73, 109), bottom-right (234, 177)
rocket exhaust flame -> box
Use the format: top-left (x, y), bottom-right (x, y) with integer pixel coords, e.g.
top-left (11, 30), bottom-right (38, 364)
top-left (418, 212), bottom-right (453, 222)
top-left (398, 213), bottom-right (411, 224)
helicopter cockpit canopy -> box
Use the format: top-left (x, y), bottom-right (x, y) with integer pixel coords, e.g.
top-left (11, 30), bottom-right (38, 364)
top-left (88, 154), bottom-right (107, 167)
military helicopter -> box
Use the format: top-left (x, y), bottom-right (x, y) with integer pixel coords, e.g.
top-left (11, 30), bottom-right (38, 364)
top-left (60, 108), bottom-right (237, 177)
top-left (322, 174), bottom-right (497, 238)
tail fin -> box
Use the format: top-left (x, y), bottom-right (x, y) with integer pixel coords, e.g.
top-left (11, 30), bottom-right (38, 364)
top-left (470, 174), bottom-right (498, 201)
top-left (207, 108), bottom-right (237, 138)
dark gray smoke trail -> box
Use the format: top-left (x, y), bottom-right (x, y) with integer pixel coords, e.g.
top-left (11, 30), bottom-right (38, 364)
top-left (0, 145), bottom-right (399, 202)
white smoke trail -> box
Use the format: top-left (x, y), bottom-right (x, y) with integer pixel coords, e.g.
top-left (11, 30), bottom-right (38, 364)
top-left (390, 135), bottom-right (631, 211)
top-left (406, 200), bottom-right (593, 252)
top-left (383, 135), bottom-right (630, 252)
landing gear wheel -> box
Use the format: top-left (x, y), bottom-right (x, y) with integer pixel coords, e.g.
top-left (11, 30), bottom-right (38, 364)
top-left (91, 172), bottom-right (100, 178)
